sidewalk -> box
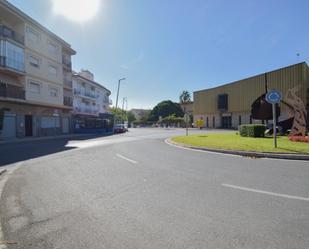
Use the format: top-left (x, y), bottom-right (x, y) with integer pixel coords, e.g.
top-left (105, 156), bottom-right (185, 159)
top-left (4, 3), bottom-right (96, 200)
top-left (0, 133), bottom-right (112, 145)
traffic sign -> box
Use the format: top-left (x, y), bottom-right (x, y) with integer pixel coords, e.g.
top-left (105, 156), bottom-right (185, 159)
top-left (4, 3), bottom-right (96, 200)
top-left (265, 89), bottom-right (282, 148)
top-left (266, 90), bottom-right (282, 104)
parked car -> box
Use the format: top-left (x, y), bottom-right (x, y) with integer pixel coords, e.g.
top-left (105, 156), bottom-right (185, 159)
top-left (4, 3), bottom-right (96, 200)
top-left (114, 124), bottom-right (126, 133)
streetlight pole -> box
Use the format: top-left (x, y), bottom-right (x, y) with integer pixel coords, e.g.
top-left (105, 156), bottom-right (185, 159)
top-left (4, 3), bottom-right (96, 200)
top-left (115, 78), bottom-right (126, 110)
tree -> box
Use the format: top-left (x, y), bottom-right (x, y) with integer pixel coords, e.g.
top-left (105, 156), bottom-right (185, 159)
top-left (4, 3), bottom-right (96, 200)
top-left (179, 90), bottom-right (191, 104)
top-left (148, 100), bottom-right (184, 121)
top-left (127, 111), bottom-right (136, 124)
top-left (158, 114), bottom-right (185, 127)
top-left (109, 107), bottom-right (127, 124)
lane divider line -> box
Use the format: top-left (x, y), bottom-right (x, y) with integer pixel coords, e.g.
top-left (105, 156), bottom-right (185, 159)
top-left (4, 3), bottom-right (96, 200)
top-left (222, 183), bottom-right (309, 202)
top-left (116, 154), bottom-right (137, 164)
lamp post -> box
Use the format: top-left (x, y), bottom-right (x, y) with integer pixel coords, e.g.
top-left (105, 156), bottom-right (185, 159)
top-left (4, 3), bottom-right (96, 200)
top-left (122, 97), bottom-right (127, 113)
top-left (115, 78), bottom-right (126, 110)
top-left (122, 97), bottom-right (128, 125)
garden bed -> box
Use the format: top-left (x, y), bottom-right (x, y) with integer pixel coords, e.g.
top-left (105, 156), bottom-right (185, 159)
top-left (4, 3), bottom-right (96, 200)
top-left (172, 133), bottom-right (309, 154)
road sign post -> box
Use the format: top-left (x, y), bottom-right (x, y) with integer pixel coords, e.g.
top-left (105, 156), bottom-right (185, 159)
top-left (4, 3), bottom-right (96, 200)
top-left (265, 90), bottom-right (282, 148)
top-left (184, 114), bottom-right (190, 136)
top-left (272, 103), bottom-right (277, 148)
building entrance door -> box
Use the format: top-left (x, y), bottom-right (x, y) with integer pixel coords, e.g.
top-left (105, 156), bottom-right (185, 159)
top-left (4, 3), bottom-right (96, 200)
top-left (222, 116), bottom-right (232, 129)
top-left (25, 115), bottom-right (33, 136)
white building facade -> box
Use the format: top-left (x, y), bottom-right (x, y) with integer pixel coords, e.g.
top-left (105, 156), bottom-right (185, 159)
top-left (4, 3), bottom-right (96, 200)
top-left (72, 70), bottom-right (110, 116)
top-left (72, 70), bottom-right (113, 133)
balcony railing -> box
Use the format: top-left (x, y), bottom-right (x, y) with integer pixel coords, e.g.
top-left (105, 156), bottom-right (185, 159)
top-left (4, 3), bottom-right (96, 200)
top-left (63, 79), bottom-right (72, 88)
top-left (0, 25), bottom-right (24, 45)
top-left (73, 88), bottom-right (97, 99)
top-left (0, 82), bottom-right (25, 100)
top-left (64, 96), bottom-right (73, 106)
top-left (74, 106), bottom-right (99, 115)
top-left (0, 56), bottom-right (25, 73)
top-left (84, 91), bottom-right (96, 99)
top-left (62, 55), bottom-right (72, 68)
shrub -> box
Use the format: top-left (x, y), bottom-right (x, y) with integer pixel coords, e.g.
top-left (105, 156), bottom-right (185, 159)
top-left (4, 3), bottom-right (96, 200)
top-left (239, 124), bottom-right (266, 137)
top-left (288, 136), bottom-right (309, 143)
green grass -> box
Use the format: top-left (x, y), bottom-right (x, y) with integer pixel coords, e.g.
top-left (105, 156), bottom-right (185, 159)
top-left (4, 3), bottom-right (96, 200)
top-left (172, 133), bottom-right (309, 154)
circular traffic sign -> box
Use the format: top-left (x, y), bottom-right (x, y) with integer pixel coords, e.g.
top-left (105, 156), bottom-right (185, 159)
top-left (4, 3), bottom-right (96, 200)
top-left (266, 90), bottom-right (282, 104)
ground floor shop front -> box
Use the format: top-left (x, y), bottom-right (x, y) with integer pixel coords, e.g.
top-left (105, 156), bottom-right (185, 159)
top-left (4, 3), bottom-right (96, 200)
top-left (0, 101), bottom-right (72, 140)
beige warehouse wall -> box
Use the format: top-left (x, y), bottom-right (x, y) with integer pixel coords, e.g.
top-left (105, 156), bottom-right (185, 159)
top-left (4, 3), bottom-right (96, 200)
top-left (194, 63), bottom-right (308, 116)
top-left (194, 74), bottom-right (265, 114)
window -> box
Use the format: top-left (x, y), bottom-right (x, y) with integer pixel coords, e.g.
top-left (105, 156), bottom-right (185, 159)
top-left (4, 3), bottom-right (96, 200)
top-left (29, 82), bottom-right (40, 94)
top-left (218, 94), bottom-right (228, 111)
top-left (29, 55), bottom-right (39, 68)
top-left (239, 115), bottom-right (242, 125)
top-left (206, 117), bottom-right (209, 127)
top-left (48, 65), bottom-right (57, 75)
top-left (27, 27), bottom-right (40, 43)
top-left (50, 87), bottom-right (58, 97)
top-left (48, 42), bottom-right (58, 54)
top-left (213, 116), bottom-right (215, 127)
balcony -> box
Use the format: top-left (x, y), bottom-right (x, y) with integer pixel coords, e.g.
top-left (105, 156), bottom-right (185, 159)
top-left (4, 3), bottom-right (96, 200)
top-left (0, 56), bottom-right (25, 75)
top-left (73, 88), bottom-right (97, 100)
top-left (0, 82), bottom-right (25, 100)
top-left (74, 106), bottom-right (99, 115)
top-left (84, 91), bottom-right (96, 99)
top-left (64, 96), bottom-right (73, 107)
top-left (0, 25), bottom-right (24, 45)
top-left (63, 79), bottom-right (72, 89)
top-left (62, 55), bottom-right (72, 68)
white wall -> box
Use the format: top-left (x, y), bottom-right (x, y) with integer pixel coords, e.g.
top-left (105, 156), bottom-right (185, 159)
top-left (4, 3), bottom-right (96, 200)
top-left (72, 77), bottom-right (110, 115)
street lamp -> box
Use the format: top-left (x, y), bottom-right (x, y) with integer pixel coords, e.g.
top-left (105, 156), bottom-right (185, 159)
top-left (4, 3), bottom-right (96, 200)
top-left (115, 78), bottom-right (126, 110)
top-left (122, 97), bottom-right (127, 113)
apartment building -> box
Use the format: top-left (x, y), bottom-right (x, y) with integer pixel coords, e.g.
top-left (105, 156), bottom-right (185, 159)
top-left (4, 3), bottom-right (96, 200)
top-left (0, 0), bottom-right (75, 139)
top-left (72, 70), bottom-right (113, 133)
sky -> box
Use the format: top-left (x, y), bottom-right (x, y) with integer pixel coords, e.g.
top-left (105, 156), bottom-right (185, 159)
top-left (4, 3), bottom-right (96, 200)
top-left (9, 0), bottom-right (309, 109)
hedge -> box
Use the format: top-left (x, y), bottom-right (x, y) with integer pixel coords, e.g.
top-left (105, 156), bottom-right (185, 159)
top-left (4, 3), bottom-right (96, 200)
top-left (239, 124), bottom-right (266, 137)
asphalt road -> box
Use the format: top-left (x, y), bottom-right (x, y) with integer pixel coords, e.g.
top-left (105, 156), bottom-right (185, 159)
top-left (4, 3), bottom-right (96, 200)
top-left (0, 128), bottom-right (308, 249)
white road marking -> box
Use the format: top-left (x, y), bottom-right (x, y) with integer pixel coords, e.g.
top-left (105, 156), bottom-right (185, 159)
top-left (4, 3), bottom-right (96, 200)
top-left (116, 154), bottom-right (137, 164)
top-left (222, 183), bottom-right (309, 202)
top-left (164, 138), bottom-right (240, 158)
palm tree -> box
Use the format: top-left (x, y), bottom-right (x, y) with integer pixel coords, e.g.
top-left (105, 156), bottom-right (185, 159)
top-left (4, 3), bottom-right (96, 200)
top-left (179, 90), bottom-right (191, 104)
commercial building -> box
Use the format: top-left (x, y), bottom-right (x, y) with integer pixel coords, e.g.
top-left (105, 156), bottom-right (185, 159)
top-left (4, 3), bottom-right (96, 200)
top-left (72, 70), bottom-right (113, 133)
top-left (194, 62), bottom-right (309, 129)
top-left (0, 0), bottom-right (75, 139)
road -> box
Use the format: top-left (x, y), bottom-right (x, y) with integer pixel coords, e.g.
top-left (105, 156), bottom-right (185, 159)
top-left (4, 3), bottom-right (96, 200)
top-left (0, 128), bottom-right (308, 249)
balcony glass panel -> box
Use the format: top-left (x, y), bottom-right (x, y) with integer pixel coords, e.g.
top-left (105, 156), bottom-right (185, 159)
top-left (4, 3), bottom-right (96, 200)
top-left (0, 40), bottom-right (25, 72)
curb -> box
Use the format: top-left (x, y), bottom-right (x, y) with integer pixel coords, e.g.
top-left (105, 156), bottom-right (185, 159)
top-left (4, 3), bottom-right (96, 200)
top-left (0, 133), bottom-right (113, 146)
top-left (166, 138), bottom-right (309, 161)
